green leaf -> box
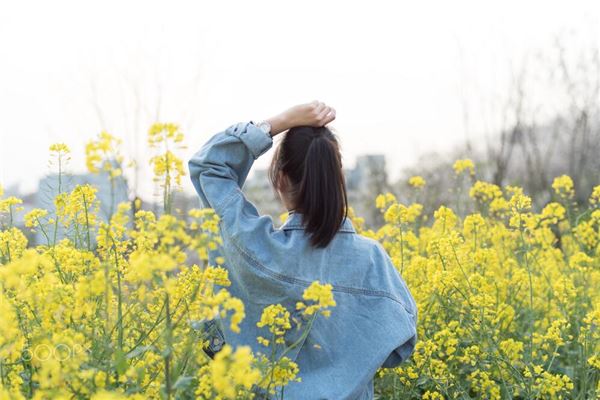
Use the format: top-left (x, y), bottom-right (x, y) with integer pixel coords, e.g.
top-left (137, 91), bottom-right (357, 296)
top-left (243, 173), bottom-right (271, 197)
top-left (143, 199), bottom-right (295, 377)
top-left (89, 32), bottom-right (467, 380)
top-left (126, 345), bottom-right (154, 359)
top-left (173, 376), bottom-right (194, 390)
top-left (114, 348), bottom-right (128, 375)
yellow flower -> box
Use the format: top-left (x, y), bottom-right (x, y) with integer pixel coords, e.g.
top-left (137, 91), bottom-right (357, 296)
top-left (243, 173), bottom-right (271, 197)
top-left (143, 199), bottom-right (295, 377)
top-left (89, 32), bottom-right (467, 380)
top-left (573, 219), bottom-right (598, 250)
top-left (453, 158), bottom-right (475, 175)
top-left (148, 122), bottom-right (185, 147)
top-left (375, 192), bottom-right (397, 210)
top-left (463, 213), bottom-right (486, 241)
top-left (540, 202), bottom-right (566, 225)
top-left (589, 355), bottom-right (600, 370)
top-left (469, 181), bottom-right (502, 204)
top-left (408, 176), bottom-right (426, 188)
top-left (590, 185), bottom-right (600, 207)
top-left (49, 142), bottom-right (71, 154)
top-left (3, 120), bottom-right (600, 398)
top-left (203, 265), bottom-right (230, 286)
top-left (222, 296), bottom-right (245, 333)
top-left (296, 281), bottom-right (336, 317)
top-left (384, 203), bottom-right (423, 225)
top-left (507, 186), bottom-right (532, 212)
top-left (265, 356), bottom-right (300, 388)
top-left (432, 205), bottom-right (458, 233)
top-left (196, 345), bottom-right (261, 399)
top-left (469, 370), bottom-right (500, 400)
top-left (257, 304), bottom-right (292, 339)
top-left (0, 227), bottom-right (28, 262)
top-left (90, 391), bottom-right (136, 399)
top-left (552, 175), bottom-right (575, 199)
top-left (0, 196), bottom-right (23, 214)
top-left (569, 251), bottom-right (594, 271)
top-left (85, 131), bottom-right (124, 177)
top-left (24, 208), bottom-right (49, 228)
top-left (149, 150), bottom-right (186, 186)
top-left (257, 336), bottom-right (270, 347)
top-left (55, 184), bottom-right (99, 229)
top-left (279, 211), bottom-right (289, 224)
top-left (423, 390), bottom-right (444, 400)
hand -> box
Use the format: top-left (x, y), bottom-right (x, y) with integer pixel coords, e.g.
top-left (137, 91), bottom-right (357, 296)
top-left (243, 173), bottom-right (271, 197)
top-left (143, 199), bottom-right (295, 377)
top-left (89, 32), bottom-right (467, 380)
top-left (266, 101), bottom-right (336, 136)
top-left (284, 101), bottom-right (336, 127)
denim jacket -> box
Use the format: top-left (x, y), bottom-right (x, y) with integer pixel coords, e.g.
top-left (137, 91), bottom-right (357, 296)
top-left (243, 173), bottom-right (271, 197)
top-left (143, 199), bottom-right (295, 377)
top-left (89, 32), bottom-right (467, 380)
top-left (188, 121), bottom-right (418, 400)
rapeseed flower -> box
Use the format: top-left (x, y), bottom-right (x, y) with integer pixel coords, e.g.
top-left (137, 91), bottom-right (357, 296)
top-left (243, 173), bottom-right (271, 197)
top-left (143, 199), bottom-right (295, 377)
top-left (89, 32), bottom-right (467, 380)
top-left (1, 124), bottom-right (598, 399)
top-left (453, 158), bottom-right (475, 175)
top-left (296, 281), bottom-right (336, 317)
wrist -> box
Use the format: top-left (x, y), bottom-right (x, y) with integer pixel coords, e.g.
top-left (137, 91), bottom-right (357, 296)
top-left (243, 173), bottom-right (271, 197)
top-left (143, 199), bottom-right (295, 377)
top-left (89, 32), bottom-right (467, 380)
top-left (266, 113), bottom-right (291, 136)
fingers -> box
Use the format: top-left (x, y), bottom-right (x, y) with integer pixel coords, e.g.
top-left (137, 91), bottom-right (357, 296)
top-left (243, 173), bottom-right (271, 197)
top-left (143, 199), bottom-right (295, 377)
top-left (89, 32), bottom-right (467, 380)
top-left (312, 101), bottom-right (326, 117)
top-left (316, 105), bottom-right (331, 122)
top-left (322, 107), bottom-right (336, 126)
top-left (311, 101), bottom-right (336, 126)
top-left (300, 100), bottom-right (336, 127)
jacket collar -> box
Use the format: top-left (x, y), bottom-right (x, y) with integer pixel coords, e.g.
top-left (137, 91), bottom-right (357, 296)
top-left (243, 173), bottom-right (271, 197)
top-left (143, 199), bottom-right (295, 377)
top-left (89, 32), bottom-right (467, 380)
top-left (280, 210), bottom-right (355, 233)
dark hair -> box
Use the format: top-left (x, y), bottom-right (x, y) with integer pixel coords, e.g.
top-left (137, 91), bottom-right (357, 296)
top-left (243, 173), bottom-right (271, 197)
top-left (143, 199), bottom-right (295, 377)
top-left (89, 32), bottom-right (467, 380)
top-left (269, 126), bottom-right (348, 248)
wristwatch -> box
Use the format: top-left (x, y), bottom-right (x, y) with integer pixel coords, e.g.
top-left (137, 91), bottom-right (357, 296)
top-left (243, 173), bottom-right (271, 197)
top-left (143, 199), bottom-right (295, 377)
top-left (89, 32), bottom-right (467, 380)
top-left (252, 120), bottom-right (272, 137)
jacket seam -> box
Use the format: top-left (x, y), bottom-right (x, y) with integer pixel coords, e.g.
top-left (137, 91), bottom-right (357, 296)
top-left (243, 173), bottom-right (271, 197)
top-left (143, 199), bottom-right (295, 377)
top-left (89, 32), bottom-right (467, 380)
top-left (229, 130), bottom-right (258, 159)
top-left (282, 225), bottom-right (355, 233)
top-left (221, 220), bottom-right (413, 314)
top-left (200, 175), bottom-right (240, 214)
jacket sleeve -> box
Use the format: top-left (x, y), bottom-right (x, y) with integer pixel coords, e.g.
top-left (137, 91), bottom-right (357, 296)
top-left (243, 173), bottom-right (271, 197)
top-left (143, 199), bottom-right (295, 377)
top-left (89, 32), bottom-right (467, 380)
top-left (381, 311), bottom-right (417, 368)
top-left (378, 245), bottom-right (419, 368)
top-left (188, 121), bottom-right (277, 250)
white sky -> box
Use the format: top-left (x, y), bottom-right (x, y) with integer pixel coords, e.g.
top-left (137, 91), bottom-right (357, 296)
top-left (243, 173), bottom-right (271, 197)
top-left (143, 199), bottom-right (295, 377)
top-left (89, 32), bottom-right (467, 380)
top-left (1, 0), bottom-right (599, 201)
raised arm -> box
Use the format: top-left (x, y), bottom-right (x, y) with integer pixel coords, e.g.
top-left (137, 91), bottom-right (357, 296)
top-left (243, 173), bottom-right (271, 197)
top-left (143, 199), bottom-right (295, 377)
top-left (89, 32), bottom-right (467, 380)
top-left (187, 102), bottom-right (336, 244)
top-left (188, 121), bottom-right (272, 215)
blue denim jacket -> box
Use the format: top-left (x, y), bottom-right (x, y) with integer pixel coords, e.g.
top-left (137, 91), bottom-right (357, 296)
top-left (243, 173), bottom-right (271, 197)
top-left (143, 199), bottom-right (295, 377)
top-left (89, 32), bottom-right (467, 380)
top-left (188, 121), bottom-right (417, 400)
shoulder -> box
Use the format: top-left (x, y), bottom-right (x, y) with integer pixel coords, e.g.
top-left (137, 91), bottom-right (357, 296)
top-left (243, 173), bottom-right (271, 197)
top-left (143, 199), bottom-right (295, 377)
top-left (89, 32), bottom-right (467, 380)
top-left (220, 206), bottom-right (284, 252)
top-left (330, 233), bottom-right (392, 280)
top-left (343, 234), bottom-right (416, 313)
top-left (348, 233), bottom-right (392, 265)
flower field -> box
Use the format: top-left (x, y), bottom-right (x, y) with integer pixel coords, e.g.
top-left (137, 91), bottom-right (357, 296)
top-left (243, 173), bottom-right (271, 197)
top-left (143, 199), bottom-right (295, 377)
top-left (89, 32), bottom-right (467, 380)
top-left (0, 125), bottom-right (599, 399)
top-left (369, 168), bottom-right (600, 399)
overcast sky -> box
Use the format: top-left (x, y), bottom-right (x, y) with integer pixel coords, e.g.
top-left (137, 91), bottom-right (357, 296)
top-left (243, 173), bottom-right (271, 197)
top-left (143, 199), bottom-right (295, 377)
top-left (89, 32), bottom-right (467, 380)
top-left (1, 0), bottom-right (599, 201)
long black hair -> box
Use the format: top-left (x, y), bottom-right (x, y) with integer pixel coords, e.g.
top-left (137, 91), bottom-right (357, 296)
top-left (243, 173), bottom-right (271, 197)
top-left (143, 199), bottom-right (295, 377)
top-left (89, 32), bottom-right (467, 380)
top-left (269, 126), bottom-right (348, 248)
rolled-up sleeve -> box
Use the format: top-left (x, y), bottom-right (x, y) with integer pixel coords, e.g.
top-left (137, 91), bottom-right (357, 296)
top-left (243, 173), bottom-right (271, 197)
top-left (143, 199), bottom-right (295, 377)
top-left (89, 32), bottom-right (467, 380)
top-left (188, 121), bottom-right (278, 258)
top-left (188, 121), bottom-right (272, 213)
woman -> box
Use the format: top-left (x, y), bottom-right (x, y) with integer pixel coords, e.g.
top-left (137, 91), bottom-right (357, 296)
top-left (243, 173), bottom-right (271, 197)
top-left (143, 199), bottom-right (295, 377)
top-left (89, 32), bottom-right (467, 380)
top-left (188, 101), bottom-right (417, 399)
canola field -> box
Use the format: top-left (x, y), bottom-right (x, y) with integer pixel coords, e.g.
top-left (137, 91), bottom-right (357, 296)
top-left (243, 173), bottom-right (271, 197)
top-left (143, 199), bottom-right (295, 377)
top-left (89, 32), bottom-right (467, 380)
top-left (0, 125), bottom-right (598, 399)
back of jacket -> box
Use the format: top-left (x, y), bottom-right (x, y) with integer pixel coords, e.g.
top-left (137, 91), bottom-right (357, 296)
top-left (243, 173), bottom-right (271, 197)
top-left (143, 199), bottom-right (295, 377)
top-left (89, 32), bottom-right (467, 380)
top-left (188, 122), bottom-right (418, 400)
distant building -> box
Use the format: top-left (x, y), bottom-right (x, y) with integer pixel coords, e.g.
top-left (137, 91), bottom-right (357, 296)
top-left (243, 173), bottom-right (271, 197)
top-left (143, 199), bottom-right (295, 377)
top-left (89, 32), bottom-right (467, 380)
top-left (4, 153), bottom-right (389, 246)
top-left (345, 155), bottom-right (389, 227)
top-left (171, 189), bottom-right (204, 219)
top-left (34, 172), bottom-right (129, 245)
top-left (37, 173), bottom-right (129, 218)
top-left (1, 184), bottom-right (38, 245)
top-left (244, 169), bottom-right (286, 225)
top-left (345, 155), bottom-right (387, 192)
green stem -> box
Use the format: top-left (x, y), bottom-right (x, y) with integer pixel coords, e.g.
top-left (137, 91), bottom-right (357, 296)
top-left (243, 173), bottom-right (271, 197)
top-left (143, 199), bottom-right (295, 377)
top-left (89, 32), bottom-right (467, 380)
top-left (35, 216), bottom-right (51, 246)
top-left (52, 153), bottom-right (63, 247)
top-left (82, 191), bottom-right (92, 251)
top-left (110, 177), bottom-right (115, 220)
top-left (164, 292), bottom-right (173, 399)
top-left (113, 244), bottom-right (124, 354)
top-left (103, 260), bottom-right (111, 387)
top-left (399, 222), bottom-right (405, 275)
